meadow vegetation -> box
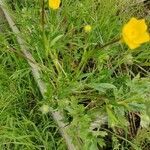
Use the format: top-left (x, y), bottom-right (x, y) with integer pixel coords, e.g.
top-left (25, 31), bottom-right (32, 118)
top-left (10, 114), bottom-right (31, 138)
top-left (0, 0), bottom-right (150, 149)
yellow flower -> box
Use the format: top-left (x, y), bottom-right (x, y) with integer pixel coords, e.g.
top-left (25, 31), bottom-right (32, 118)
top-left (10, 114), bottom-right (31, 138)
top-left (84, 25), bottom-right (92, 33)
top-left (49, 0), bottom-right (61, 10)
top-left (122, 17), bottom-right (150, 49)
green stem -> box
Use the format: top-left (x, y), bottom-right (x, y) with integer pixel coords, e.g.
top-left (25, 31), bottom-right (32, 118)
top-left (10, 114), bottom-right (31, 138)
top-left (96, 37), bottom-right (120, 49)
top-left (75, 38), bottom-right (120, 78)
top-left (41, 0), bottom-right (45, 31)
top-left (101, 128), bottom-right (140, 150)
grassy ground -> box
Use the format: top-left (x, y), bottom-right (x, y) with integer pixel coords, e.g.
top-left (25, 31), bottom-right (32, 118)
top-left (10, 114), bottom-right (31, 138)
top-left (0, 0), bottom-right (150, 150)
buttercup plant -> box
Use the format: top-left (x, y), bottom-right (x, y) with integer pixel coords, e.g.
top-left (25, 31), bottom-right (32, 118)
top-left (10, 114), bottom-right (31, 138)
top-left (1, 1), bottom-right (150, 150)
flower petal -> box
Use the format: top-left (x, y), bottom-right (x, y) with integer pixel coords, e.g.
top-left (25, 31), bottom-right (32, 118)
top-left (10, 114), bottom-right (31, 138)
top-left (135, 32), bottom-right (150, 44)
top-left (137, 19), bottom-right (147, 32)
top-left (128, 42), bottom-right (140, 49)
top-left (49, 0), bottom-right (61, 10)
top-left (123, 34), bottom-right (140, 49)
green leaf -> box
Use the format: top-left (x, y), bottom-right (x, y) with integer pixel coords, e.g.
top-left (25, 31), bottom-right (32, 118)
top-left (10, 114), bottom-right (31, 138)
top-left (106, 106), bottom-right (118, 127)
top-left (50, 34), bottom-right (63, 47)
top-left (88, 83), bottom-right (116, 93)
top-left (89, 142), bottom-right (98, 150)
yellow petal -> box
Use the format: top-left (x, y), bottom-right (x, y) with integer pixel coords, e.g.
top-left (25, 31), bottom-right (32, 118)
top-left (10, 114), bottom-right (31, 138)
top-left (123, 34), bottom-right (140, 49)
top-left (136, 19), bottom-right (147, 32)
top-left (122, 20), bottom-right (139, 38)
top-left (135, 32), bottom-right (150, 44)
top-left (128, 43), bottom-right (140, 49)
top-left (49, 0), bottom-right (61, 10)
top-left (127, 17), bottom-right (138, 28)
